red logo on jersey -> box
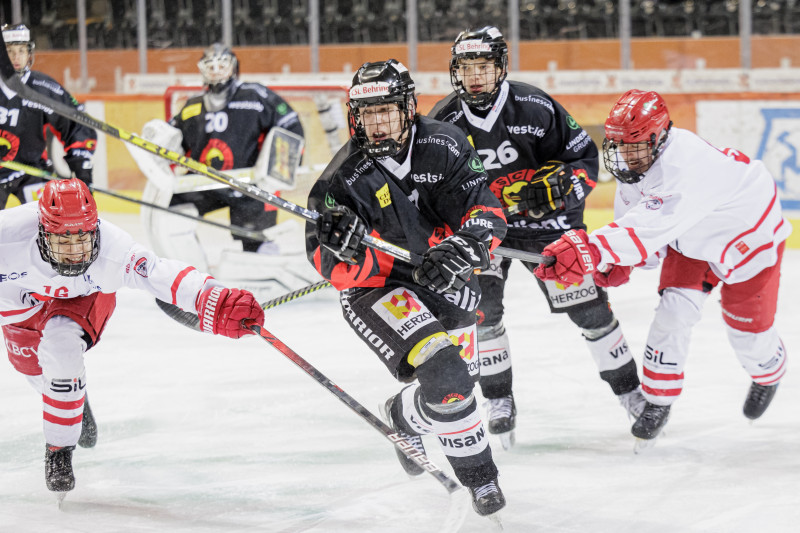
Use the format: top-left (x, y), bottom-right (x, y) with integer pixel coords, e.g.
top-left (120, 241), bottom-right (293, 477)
top-left (200, 139), bottom-right (234, 170)
top-left (0, 130), bottom-right (20, 161)
top-left (735, 241), bottom-right (750, 254)
top-left (490, 168), bottom-right (536, 208)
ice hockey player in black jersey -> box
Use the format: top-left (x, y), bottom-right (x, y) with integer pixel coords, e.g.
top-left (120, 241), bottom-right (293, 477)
top-left (429, 26), bottom-right (644, 448)
top-left (0, 24), bottom-right (97, 208)
top-left (306, 59), bottom-right (508, 517)
top-left (169, 43), bottom-right (304, 253)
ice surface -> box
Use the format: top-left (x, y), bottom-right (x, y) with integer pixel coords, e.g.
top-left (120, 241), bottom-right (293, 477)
top-left (1, 214), bottom-right (798, 532)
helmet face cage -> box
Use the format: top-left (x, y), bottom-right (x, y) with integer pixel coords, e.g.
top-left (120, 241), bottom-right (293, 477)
top-left (198, 44), bottom-right (238, 94)
top-left (348, 60), bottom-right (417, 158)
top-left (449, 26), bottom-right (508, 109)
top-left (2, 23), bottom-right (34, 73)
top-left (602, 89), bottom-right (671, 184)
top-left (37, 224), bottom-right (100, 277)
top-left (37, 178), bottom-right (100, 277)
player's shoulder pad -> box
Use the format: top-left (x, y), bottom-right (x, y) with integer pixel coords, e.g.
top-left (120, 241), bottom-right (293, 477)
top-left (178, 94), bottom-right (205, 122)
top-left (415, 116), bottom-right (472, 152)
top-left (238, 82), bottom-right (270, 100)
top-left (28, 70), bottom-right (69, 98)
top-left (507, 80), bottom-right (557, 116)
top-left (427, 92), bottom-right (460, 121)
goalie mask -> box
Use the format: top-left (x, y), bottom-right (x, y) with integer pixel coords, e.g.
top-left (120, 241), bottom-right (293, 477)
top-left (449, 26), bottom-right (508, 109)
top-left (198, 43), bottom-right (239, 111)
top-left (38, 178), bottom-right (100, 277)
top-left (603, 89), bottom-right (672, 184)
top-left (348, 59), bottom-right (417, 158)
top-left (2, 23), bottom-right (35, 74)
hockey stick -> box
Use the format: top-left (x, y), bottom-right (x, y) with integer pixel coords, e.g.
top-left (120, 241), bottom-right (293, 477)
top-left (0, 55), bottom-right (420, 266)
top-left (0, 160), bottom-right (271, 242)
top-left (0, 50), bottom-right (547, 268)
top-left (154, 278), bottom-right (333, 331)
top-left (243, 319), bottom-right (469, 530)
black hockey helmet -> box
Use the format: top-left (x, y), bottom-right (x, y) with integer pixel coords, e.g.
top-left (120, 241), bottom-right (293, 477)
top-left (449, 26), bottom-right (508, 109)
top-left (348, 59), bottom-right (417, 158)
top-left (198, 43), bottom-right (239, 94)
top-left (2, 23), bottom-right (35, 73)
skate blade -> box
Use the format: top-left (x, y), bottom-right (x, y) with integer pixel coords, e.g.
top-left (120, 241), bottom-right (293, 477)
top-left (497, 431), bottom-right (515, 451)
top-left (486, 509), bottom-right (505, 531)
top-left (438, 487), bottom-right (470, 533)
top-left (55, 491), bottom-right (68, 509)
top-left (633, 437), bottom-right (658, 454)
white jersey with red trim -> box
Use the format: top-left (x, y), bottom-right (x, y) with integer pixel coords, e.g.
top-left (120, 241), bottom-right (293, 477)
top-left (0, 202), bottom-right (219, 325)
top-left (591, 127), bottom-right (792, 284)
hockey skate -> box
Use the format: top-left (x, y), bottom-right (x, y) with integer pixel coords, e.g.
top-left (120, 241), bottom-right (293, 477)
top-left (743, 382), bottom-right (778, 420)
top-left (45, 444), bottom-right (75, 505)
top-left (78, 395), bottom-right (97, 448)
top-left (468, 479), bottom-right (506, 518)
top-left (484, 395), bottom-right (516, 450)
top-left (618, 386), bottom-right (646, 421)
top-left (379, 395), bottom-right (427, 476)
top-left (631, 402), bottom-right (670, 453)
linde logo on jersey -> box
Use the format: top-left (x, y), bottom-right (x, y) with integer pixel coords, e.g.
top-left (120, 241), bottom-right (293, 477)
top-left (506, 125), bottom-right (545, 137)
top-left (349, 82), bottom-right (391, 99)
top-left (454, 41), bottom-right (492, 54)
top-left (0, 271), bottom-right (26, 282)
top-left (566, 130), bottom-right (591, 152)
top-left (372, 289), bottom-right (434, 339)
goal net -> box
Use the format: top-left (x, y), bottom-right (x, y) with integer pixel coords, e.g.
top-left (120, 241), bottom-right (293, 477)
top-left (164, 85), bottom-right (351, 210)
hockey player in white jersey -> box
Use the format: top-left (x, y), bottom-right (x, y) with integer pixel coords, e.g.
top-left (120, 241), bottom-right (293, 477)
top-left (535, 89), bottom-right (791, 444)
top-left (0, 178), bottom-right (264, 499)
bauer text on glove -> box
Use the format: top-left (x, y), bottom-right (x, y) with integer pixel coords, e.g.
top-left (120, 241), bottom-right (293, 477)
top-left (534, 229), bottom-right (601, 285)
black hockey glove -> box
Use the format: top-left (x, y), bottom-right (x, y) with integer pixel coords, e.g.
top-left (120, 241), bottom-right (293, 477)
top-left (64, 153), bottom-right (93, 186)
top-left (316, 205), bottom-right (368, 263)
top-left (518, 161), bottom-right (570, 219)
top-left (412, 232), bottom-right (490, 294)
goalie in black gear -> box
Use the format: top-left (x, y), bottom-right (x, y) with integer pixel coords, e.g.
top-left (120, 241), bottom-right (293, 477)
top-left (429, 26), bottom-right (644, 449)
top-left (168, 43), bottom-right (305, 253)
top-left (0, 23), bottom-right (97, 208)
top-left (306, 59), bottom-right (508, 517)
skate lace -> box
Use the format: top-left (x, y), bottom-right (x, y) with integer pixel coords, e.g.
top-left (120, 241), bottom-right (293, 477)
top-left (485, 396), bottom-right (514, 422)
top-left (749, 383), bottom-right (772, 403)
top-left (640, 403), bottom-right (669, 423)
top-left (473, 481), bottom-right (499, 499)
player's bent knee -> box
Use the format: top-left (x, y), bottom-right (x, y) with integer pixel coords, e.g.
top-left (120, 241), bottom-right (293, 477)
top-left (415, 344), bottom-right (475, 415)
top-left (38, 317), bottom-right (88, 377)
top-left (567, 300), bottom-right (615, 332)
top-left (656, 288), bottom-right (705, 330)
top-left (477, 321), bottom-right (505, 342)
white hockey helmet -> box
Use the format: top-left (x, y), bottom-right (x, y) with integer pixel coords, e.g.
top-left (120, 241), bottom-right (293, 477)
top-left (2, 23), bottom-right (35, 73)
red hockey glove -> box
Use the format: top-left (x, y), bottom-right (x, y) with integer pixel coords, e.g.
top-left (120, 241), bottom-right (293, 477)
top-left (593, 265), bottom-right (633, 288)
top-left (534, 229), bottom-right (601, 285)
top-left (196, 287), bottom-right (264, 339)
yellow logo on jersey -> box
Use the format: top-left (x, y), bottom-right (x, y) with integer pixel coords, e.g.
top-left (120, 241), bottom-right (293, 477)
top-left (376, 183), bottom-right (391, 208)
top-left (467, 134), bottom-right (475, 148)
top-left (182, 103), bottom-right (202, 121)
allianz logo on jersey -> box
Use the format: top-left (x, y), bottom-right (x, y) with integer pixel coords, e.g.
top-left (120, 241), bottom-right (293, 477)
top-left (506, 124), bottom-right (545, 137)
top-left (411, 172), bottom-right (444, 183)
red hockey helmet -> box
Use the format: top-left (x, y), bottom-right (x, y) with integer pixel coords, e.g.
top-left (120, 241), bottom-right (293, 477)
top-left (37, 178), bottom-right (100, 276)
top-left (602, 89), bottom-right (672, 184)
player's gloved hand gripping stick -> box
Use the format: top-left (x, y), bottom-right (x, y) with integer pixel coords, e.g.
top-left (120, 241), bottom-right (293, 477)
top-left (0, 48), bottom-right (548, 269)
